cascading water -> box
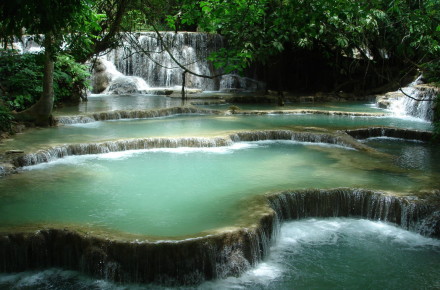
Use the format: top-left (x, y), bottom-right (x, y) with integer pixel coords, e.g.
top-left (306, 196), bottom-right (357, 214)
top-left (105, 32), bottom-right (223, 91)
top-left (9, 36), bottom-right (42, 53)
top-left (384, 77), bottom-right (437, 121)
top-left (103, 32), bottom-right (264, 92)
top-left (92, 58), bottom-right (150, 94)
top-left (10, 33), bottom-right (263, 93)
top-left (389, 87), bottom-right (435, 121)
top-left (3, 30), bottom-right (440, 288)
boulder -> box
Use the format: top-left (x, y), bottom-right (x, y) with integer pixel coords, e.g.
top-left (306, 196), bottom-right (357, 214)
top-left (92, 58), bottom-right (123, 93)
top-left (105, 76), bottom-right (149, 95)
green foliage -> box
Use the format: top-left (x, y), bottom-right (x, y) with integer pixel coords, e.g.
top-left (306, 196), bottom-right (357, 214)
top-left (64, 11), bottom-right (108, 62)
top-left (0, 104), bottom-right (13, 133)
top-left (0, 50), bottom-right (90, 111)
top-left (53, 54), bottom-right (91, 104)
top-left (163, 0), bottom-right (439, 79)
top-left (0, 0), bottom-right (100, 54)
top-left (121, 9), bottom-right (151, 31)
top-left (421, 60), bottom-right (440, 85)
top-left (0, 50), bottom-right (43, 110)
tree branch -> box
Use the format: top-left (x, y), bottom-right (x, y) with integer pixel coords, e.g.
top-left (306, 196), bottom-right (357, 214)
top-left (150, 24), bottom-right (224, 80)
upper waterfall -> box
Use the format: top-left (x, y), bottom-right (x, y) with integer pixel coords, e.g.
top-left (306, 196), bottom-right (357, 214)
top-left (102, 32), bottom-right (265, 92)
top-left (104, 32), bottom-right (223, 91)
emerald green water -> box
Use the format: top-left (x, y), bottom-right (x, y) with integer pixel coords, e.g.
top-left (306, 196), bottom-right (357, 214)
top-left (363, 137), bottom-right (440, 172)
top-left (0, 114), bottom-right (432, 152)
top-left (54, 94), bottom-right (382, 115)
top-left (1, 97), bottom-right (439, 288)
top-left (0, 141), bottom-right (436, 236)
top-left (200, 101), bottom-right (385, 113)
top-left (54, 94), bottom-right (183, 115)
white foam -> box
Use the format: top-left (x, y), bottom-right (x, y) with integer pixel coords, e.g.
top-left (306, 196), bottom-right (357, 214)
top-left (68, 121), bottom-right (102, 128)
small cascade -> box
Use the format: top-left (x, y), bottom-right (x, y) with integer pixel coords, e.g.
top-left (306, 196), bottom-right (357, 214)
top-left (0, 217), bottom-right (277, 285)
top-left (56, 108), bottom-right (386, 125)
top-left (230, 130), bottom-right (357, 149)
top-left (10, 129), bottom-right (361, 168)
top-left (237, 109), bottom-right (386, 117)
top-left (346, 127), bottom-right (433, 141)
top-left (266, 188), bottom-right (440, 237)
top-left (388, 87), bottom-right (435, 121)
top-left (55, 106), bottom-right (223, 124)
top-left (9, 35), bottom-right (42, 53)
top-left (13, 136), bottom-right (234, 167)
top-left (92, 58), bottom-right (150, 94)
top-left (380, 77), bottom-right (438, 122)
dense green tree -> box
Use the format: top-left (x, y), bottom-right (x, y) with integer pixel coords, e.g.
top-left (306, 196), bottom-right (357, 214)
top-left (68, 0), bottom-right (131, 63)
top-left (0, 51), bottom-right (90, 110)
top-left (1, 0), bottom-right (438, 126)
top-left (0, 0), bottom-right (102, 126)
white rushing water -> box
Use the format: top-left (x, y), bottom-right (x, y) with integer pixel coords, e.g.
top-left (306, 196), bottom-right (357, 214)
top-left (387, 77), bottom-right (435, 122)
top-left (388, 88), bottom-right (434, 121)
top-left (102, 32), bottom-right (264, 92)
top-left (199, 218), bottom-right (440, 289)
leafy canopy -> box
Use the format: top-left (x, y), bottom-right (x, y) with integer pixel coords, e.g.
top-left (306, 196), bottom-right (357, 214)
top-left (162, 0), bottom-right (439, 78)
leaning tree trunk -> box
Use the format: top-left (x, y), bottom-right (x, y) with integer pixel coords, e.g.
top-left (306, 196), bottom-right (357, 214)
top-left (14, 32), bottom-right (55, 126)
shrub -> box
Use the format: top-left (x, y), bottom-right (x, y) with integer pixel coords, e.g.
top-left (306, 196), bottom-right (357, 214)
top-left (0, 49), bottom-right (43, 111)
top-left (54, 54), bottom-right (90, 104)
top-left (0, 49), bottom-right (90, 112)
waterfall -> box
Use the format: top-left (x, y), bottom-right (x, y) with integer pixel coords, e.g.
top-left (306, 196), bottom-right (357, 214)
top-left (92, 58), bottom-right (150, 94)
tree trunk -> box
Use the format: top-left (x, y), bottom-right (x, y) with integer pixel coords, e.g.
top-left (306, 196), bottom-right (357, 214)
top-left (14, 33), bottom-right (55, 126)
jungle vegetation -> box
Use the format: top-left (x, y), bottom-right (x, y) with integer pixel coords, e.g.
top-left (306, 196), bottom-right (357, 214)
top-left (0, 0), bottom-right (438, 130)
